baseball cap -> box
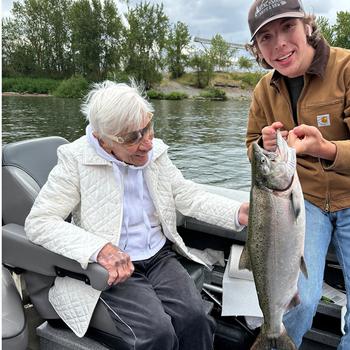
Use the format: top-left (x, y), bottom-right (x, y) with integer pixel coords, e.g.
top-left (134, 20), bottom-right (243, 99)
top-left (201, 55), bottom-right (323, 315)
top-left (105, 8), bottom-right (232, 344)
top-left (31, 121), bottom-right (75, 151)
top-left (248, 0), bottom-right (305, 41)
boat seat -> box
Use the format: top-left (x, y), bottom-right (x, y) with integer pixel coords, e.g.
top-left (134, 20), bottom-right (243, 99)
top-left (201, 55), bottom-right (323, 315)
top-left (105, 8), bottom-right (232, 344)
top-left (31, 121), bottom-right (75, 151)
top-left (2, 267), bottom-right (28, 350)
top-left (2, 136), bottom-right (206, 349)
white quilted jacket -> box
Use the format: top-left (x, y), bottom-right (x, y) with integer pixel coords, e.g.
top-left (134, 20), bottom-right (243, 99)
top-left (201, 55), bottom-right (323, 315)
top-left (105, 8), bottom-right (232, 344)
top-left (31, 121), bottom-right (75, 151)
top-left (25, 136), bottom-right (243, 337)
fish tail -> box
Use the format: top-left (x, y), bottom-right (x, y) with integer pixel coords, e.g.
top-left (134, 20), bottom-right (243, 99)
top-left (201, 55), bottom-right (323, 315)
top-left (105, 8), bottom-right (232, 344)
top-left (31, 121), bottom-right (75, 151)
top-left (251, 330), bottom-right (297, 350)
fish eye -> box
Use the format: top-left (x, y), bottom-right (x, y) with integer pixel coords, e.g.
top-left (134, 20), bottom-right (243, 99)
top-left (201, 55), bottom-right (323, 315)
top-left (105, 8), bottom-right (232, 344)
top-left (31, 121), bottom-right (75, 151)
top-left (261, 158), bottom-right (266, 164)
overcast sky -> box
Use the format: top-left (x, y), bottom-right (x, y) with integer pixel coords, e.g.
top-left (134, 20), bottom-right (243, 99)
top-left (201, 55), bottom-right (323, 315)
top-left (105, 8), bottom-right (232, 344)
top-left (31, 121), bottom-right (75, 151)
top-left (2, 0), bottom-right (350, 44)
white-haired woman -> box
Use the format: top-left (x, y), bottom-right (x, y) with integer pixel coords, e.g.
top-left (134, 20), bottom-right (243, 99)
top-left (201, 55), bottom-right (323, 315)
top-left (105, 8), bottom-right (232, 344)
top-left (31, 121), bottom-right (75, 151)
top-left (25, 80), bottom-right (249, 349)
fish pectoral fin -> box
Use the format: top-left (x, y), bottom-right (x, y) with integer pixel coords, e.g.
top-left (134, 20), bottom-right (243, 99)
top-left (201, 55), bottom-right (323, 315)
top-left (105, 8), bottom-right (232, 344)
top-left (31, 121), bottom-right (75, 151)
top-left (300, 256), bottom-right (309, 278)
top-left (287, 293), bottom-right (301, 311)
top-left (291, 188), bottom-right (302, 219)
top-left (238, 245), bottom-right (252, 271)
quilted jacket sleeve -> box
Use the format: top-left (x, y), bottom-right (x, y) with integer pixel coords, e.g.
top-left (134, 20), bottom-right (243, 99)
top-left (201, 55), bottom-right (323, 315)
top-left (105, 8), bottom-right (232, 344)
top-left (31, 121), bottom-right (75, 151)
top-left (24, 144), bottom-right (109, 269)
top-left (160, 152), bottom-right (245, 232)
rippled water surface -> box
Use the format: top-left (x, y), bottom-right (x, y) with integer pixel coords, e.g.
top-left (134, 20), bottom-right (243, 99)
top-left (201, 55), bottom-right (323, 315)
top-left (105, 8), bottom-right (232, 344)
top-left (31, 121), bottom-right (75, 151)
top-left (2, 96), bottom-right (252, 191)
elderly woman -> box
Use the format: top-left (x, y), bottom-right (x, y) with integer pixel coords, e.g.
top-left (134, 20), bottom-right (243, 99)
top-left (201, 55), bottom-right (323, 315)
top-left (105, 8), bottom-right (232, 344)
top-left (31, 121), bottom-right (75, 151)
top-left (25, 81), bottom-right (248, 350)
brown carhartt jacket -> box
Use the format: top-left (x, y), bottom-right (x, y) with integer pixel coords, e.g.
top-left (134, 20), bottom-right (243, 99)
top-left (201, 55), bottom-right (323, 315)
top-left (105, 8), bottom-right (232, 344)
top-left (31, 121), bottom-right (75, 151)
top-left (246, 38), bottom-right (350, 212)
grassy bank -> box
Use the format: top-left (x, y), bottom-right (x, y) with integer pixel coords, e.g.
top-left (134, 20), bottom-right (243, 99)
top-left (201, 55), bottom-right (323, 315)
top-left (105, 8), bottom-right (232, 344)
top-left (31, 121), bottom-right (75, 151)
top-left (3, 71), bottom-right (263, 100)
top-left (2, 77), bottom-right (61, 95)
top-left (2, 76), bottom-right (89, 98)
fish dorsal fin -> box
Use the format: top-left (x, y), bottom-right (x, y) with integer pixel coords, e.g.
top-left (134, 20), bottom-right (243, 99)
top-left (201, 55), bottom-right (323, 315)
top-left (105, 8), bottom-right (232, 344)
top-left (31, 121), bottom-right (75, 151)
top-left (238, 245), bottom-right (252, 271)
top-left (300, 256), bottom-right (308, 278)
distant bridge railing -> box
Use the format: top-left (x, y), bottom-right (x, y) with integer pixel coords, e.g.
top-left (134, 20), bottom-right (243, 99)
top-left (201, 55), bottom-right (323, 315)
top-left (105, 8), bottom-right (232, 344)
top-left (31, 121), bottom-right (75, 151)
top-left (193, 36), bottom-right (246, 50)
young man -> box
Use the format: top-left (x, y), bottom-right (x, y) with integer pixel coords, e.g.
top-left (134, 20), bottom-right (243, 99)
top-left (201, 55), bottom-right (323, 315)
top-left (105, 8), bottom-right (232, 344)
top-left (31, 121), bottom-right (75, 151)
top-left (245, 0), bottom-right (350, 349)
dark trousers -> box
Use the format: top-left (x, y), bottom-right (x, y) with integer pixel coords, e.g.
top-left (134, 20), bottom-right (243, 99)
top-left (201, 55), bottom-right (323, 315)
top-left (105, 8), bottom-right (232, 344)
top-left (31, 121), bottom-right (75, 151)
top-left (94, 241), bottom-right (215, 350)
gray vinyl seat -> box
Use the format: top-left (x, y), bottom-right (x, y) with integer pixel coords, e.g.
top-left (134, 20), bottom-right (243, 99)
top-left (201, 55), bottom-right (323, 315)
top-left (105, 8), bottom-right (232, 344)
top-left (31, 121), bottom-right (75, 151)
top-left (2, 136), bottom-right (205, 349)
top-left (2, 266), bottom-right (28, 350)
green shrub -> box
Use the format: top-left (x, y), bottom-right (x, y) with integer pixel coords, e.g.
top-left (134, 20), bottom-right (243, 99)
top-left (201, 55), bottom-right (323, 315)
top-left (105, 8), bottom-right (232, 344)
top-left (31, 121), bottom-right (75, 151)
top-left (53, 76), bottom-right (89, 98)
top-left (239, 72), bottom-right (264, 87)
top-left (147, 89), bottom-right (165, 100)
top-left (164, 91), bottom-right (188, 100)
top-left (2, 77), bottom-right (60, 94)
top-left (199, 87), bottom-right (227, 100)
top-left (107, 71), bottom-right (130, 83)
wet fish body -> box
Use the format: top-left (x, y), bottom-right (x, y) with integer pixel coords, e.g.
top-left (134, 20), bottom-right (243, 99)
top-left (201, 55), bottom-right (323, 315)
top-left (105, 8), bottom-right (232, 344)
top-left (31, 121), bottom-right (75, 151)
top-left (240, 132), bottom-right (307, 350)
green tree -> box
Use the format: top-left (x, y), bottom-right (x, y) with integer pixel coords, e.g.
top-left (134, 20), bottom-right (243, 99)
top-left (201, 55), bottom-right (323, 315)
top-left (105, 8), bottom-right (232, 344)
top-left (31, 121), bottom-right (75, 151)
top-left (316, 16), bottom-right (335, 45)
top-left (69, 0), bottom-right (103, 80)
top-left (237, 56), bottom-right (253, 71)
top-left (333, 11), bottom-right (350, 49)
top-left (100, 0), bottom-right (124, 78)
top-left (166, 21), bottom-right (191, 79)
top-left (209, 34), bottom-right (236, 72)
top-left (188, 50), bottom-right (213, 88)
top-left (317, 12), bottom-right (350, 49)
top-left (2, 0), bottom-right (72, 77)
top-left (123, 2), bottom-right (169, 88)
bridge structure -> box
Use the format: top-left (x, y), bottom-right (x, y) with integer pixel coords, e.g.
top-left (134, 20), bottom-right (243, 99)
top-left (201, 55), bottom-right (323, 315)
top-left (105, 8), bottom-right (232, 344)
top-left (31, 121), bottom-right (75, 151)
top-left (193, 36), bottom-right (246, 51)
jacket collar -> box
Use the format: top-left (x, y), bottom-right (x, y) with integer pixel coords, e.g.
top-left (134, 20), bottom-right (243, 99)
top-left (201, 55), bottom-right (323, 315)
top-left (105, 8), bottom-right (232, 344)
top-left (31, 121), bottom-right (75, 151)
top-left (270, 37), bottom-right (330, 89)
top-left (82, 140), bottom-right (111, 165)
top-left (82, 136), bottom-right (168, 166)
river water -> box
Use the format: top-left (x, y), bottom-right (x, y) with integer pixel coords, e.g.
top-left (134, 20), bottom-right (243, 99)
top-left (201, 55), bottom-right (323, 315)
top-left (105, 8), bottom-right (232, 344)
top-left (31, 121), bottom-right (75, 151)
top-left (2, 96), bottom-right (252, 191)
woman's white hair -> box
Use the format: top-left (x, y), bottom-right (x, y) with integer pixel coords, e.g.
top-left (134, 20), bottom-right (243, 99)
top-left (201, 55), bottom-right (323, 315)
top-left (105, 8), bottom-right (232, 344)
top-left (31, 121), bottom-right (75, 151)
top-left (81, 80), bottom-right (154, 142)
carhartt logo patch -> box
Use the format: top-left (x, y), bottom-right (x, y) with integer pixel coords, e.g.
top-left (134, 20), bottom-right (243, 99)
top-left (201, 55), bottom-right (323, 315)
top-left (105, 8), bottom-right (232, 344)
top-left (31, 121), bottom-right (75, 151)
top-left (255, 0), bottom-right (287, 18)
top-left (317, 114), bottom-right (331, 127)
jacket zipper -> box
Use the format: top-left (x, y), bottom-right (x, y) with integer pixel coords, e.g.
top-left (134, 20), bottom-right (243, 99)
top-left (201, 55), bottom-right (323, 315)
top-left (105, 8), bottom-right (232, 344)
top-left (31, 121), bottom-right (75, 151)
top-left (116, 168), bottom-right (125, 245)
top-left (324, 193), bottom-right (330, 212)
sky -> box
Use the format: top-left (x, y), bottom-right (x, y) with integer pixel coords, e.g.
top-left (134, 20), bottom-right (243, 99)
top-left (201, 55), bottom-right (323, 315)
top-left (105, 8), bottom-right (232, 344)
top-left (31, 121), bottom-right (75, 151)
top-left (2, 0), bottom-right (350, 44)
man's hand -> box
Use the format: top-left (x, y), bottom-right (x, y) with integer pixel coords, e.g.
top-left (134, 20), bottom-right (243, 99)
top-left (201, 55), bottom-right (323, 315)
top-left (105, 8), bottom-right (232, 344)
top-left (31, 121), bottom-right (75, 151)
top-left (262, 122), bottom-right (288, 151)
top-left (288, 124), bottom-right (336, 161)
top-left (238, 202), bottom-right (249, 226)
top-left (97, 243), bottom-right (134, 286)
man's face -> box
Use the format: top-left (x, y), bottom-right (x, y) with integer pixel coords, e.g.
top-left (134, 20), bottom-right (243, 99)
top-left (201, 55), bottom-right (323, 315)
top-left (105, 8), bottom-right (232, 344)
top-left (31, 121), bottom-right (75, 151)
top-left (255, 18), bottom-right (314, 77)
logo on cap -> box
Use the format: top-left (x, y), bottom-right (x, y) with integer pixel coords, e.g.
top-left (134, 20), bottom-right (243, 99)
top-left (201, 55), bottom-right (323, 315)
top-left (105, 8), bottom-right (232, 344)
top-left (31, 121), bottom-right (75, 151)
top-left (255, 0), bottom-right (287, 18)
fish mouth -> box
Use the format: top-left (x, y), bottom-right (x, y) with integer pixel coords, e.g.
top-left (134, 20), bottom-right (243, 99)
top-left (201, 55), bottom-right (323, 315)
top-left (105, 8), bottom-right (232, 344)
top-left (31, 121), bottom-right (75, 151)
top-left (253, 142), bottom-right (275, 159)
top-left (276, 130), bottom-right (288, 160)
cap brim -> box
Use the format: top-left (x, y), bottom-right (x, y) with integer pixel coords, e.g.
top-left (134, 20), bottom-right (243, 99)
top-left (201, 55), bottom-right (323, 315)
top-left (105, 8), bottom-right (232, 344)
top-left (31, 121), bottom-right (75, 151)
top-left (250, 11), bottom-right (305, 42)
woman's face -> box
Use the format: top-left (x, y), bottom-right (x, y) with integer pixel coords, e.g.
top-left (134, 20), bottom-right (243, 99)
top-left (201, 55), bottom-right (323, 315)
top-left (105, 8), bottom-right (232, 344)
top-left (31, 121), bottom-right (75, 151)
top-left (255, 18), bottom-right (315, 78)
top-left (100, 116), bottom-right (154, 166)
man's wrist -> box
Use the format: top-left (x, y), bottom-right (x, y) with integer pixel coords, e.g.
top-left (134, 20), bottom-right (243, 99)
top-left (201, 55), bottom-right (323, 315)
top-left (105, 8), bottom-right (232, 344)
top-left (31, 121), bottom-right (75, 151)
top-left (319, 140), bottom-right (337, 161)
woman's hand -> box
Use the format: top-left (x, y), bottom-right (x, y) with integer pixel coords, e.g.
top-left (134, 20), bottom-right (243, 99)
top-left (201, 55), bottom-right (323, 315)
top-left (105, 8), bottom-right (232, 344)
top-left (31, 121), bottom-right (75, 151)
top-left (238, 202), bottom-right (249, 226)
top-left (262, 121), bottom-right (288, 151)
top-left (97, 243), bottom-right (134, 285)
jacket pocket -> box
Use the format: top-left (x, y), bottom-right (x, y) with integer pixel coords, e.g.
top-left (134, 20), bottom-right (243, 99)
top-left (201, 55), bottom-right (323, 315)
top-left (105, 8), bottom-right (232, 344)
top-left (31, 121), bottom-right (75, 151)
top-left (300, 98), bottom-right (347, 140)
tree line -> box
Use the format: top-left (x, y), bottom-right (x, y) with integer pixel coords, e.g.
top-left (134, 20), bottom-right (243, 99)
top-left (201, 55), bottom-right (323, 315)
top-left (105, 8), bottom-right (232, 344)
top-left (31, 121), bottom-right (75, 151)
top-left (2, 0), bottom-right (350, 89)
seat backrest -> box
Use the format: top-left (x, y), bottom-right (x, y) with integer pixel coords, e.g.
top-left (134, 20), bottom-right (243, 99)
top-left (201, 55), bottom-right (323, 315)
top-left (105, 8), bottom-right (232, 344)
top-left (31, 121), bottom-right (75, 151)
top-left (2, 136), bottom-right (124, 340)
top-left (2, 137), bottom-right (69, 320)
top-left (2, 136), bottom-right (69, 226)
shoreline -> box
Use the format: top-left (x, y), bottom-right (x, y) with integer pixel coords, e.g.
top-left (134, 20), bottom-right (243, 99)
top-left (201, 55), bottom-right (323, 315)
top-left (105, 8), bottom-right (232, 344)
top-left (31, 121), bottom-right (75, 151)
top-left (2, 92), bottom-right (52, 97)
top-left (2, 85), bottom-right (253, 100)
top-left (156, 80), bottom-right (252, 100)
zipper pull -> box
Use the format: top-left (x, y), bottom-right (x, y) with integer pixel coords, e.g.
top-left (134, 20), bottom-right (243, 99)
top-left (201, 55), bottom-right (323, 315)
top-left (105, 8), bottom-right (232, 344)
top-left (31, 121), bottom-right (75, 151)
top-left (324, 198), bottom-right (330, 212)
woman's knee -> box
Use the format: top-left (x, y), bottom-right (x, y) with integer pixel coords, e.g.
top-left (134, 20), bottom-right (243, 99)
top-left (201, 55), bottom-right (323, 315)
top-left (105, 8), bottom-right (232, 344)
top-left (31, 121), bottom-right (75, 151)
top-left (149, 315), bottom-right (177, 347)
top-left (177, 302), bottom-right (211, 333)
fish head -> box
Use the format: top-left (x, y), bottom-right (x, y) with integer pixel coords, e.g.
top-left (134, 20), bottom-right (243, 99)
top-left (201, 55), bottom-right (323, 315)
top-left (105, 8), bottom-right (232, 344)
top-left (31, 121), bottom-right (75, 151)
top-left (252, 130), bottom-right (296, 191)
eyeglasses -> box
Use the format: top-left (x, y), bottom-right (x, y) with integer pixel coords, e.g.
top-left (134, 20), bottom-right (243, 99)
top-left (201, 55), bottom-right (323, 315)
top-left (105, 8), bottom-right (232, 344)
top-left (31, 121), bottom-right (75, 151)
top-left (110, 113), bottom-right (154, 145)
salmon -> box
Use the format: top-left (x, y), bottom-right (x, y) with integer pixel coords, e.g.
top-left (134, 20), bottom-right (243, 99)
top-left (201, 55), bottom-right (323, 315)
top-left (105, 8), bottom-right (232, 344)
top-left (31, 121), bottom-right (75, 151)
top-left (240, 131), bottom-right (308, 350)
